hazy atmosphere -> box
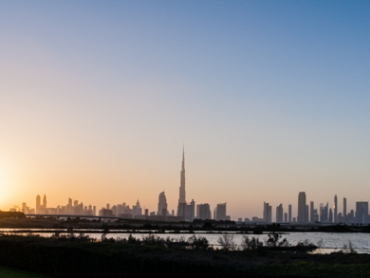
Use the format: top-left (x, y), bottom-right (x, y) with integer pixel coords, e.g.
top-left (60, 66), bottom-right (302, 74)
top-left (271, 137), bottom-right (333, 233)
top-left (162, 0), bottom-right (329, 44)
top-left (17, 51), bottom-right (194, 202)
top-left (1, 1), bottom-right (370, 219)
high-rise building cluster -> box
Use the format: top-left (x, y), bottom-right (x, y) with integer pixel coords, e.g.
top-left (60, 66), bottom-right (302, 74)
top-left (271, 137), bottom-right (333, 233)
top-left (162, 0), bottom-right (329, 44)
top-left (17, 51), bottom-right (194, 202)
top-left (17, 148), bottom-right (370, 224)
top-left (19, 148), bottom-right (229, 222)
top-left (259, 192), bottom-right (369, 225)
top-left (100, 148), bottom-right (229, 221)
top-left (21, 195), bottom-right (96, 216)
top-left (174, 147), bottom-right (229, 221)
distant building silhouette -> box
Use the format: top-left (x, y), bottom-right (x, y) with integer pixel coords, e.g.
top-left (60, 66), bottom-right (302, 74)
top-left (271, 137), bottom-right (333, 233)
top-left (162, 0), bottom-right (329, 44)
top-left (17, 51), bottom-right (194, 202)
top-left (349, 209), bottom-right (355, 223)
top-left (43, 194), bottom-right (47, 209)
top-left (276, 204), bottom-right (283, 223)
top-left (320, 203), bottom-right (329, 222)
top-left (297, 192), bottom-right (307, 223)
top-left (338, 212), bottom-right (343, 222)
top-left (263, 202), bottom-right (272, 223)
top-left (334, 195), bottom-right (338, 223)
top-left (310, 201), bottom-right (314, 223)
top-left (356, 202), bottom-right (369, 224)
top-left (36, 194), bottom-right (41, 214)
top-left (184, 199), bottom-right (195, 221)
top-left (174, 148), bottom-right (197, 221)
top-left (36, 194), bottom-right (47, 214)
top-left (288, 204), bottom-right (292, 222)
top-left (157, 192), bottom-right (168, 216)
top-left (177, 147), bottom-right (186, 217)
top-left (328, 208), bottom-right (333, 222)
top-left (305, 204), bottom-right (309, 223)
top-left (197, 203), bottom-right (211, 220)
top-left (133, 200), bottom-right (142, 217)
top-left (99, 208), bottom-right (113, 216)
top-left (343, 197), bottom-right (347, 223)
top-left (214, 203), bottom-right (227, 221)
top-left (22, 202), bottom-right (34, 214)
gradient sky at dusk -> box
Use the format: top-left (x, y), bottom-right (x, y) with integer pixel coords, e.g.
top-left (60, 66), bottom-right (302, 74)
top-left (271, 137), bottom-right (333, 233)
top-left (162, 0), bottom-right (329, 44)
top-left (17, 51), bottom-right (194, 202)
top-left (1, 1), bottom-right (370, 219)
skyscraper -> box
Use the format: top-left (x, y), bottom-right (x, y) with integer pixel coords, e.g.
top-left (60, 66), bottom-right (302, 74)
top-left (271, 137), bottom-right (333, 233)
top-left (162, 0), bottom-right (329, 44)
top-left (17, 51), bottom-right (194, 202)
top-left (329, 208), bottom-right (333, 222)
top-left (356, 202), bottom-right (369, 224)
top-left (343, 197), bottom-right (347, 223)
top-left (263, 202), bottom-right (272, 223)
top-left (43, 195), bottom-right (47, 213)
top-left (197, 203), bottom-right (211, 220)
top-left (305, 205), bottom-right (309, 222)
top-left (334, 195), bottom-right (338, 223)
top-left (36, 194), bottom-right (41, 214)
top-left (214, 203), bottom-right (227, 221)
top-left (320, 202), bottom-right (329, 222)
top-left (297, 192), bottom-right (307, 223)
top-left (310, 201), bottom-right (314, 223)
top-left (133, 200), bottom-right (142, 216)
top-left (185, 199), bottom-right (195, 221)
top-left (177, 147), bottom-right (186, 216)
top-left (276, 204), bottom-right (283, 223)
top-left (157, 192), bottom-right (168, 216)
top-left (288, 204), bottom-right (292, 222)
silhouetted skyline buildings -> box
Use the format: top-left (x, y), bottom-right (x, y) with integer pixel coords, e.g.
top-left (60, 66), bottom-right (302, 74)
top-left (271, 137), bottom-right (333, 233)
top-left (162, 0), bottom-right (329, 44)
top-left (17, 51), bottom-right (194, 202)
top-left (19, 148), bottom-right (229, 222)
top-left (261, 192), bottom-right (369, 225)
top-left (177, 147), bottom-right (186, 210)
top-left (15, 149), bottom-right (370, 224)
top-left (177, 147), bottom-right (189, 218)
top-left (297, 192), bottom-right (307, 223)
top-left (19, 191), bottom-right (370, 225)
top-left (157, 191), bottom-right (168, 216)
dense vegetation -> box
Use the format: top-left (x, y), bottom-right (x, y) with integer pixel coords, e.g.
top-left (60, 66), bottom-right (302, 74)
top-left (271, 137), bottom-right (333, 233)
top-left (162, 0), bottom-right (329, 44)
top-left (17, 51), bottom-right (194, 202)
top-left (0, 211), bottom-right (25, 219)
top-left (0, 233), bottom-right (369, 278)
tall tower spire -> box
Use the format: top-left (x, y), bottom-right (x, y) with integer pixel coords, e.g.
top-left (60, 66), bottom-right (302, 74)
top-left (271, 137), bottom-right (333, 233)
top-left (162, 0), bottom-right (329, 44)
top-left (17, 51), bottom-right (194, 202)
top-left (182, 145), bottom-right (185, 170)
top-left (177, 146), bottom-right (186, 216)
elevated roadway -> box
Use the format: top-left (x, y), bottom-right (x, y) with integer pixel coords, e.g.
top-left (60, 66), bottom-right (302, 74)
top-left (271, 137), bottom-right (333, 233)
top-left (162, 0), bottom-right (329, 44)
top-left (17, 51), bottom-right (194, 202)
top-left (25, 214), bottom-right (123, 220)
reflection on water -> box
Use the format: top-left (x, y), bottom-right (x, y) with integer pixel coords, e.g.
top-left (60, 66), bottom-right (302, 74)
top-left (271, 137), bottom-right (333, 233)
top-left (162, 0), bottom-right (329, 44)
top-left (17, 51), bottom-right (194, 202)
top-left (2, 229), bottom-right (370, 253)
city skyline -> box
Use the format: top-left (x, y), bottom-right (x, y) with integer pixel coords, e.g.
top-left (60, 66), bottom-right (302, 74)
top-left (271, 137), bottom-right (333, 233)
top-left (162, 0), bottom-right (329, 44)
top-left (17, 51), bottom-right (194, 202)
top-left (15, 149), bottom-right (370, 222)
top-left (1, 2), bottom-right (370, 218)
top-left (18, 190), bottom-right (370, 224)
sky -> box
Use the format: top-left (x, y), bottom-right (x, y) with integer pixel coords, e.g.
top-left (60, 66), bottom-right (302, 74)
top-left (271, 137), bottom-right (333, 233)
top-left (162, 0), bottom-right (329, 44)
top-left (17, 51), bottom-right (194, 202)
top-left (1, 1), bottom-right (370, 220)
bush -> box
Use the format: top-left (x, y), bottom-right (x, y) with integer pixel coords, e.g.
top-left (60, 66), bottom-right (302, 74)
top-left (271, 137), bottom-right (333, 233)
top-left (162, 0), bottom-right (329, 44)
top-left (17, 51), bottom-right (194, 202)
top-left (240, 236), bottom-right (263, 250)
top-left (188, 236), bottom-right (209, 250)
top-left (265, 232), bottom-right (289, 248)
top-left (217, 234), bottom-right (236, 251)
top-left (141, 234), bottom-right (165, 246)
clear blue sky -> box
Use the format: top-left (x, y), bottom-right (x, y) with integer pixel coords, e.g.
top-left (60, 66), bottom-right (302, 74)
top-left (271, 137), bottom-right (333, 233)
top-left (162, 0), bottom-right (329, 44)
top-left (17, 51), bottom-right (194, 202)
top-left (1, 1), bottom-right (370, 219)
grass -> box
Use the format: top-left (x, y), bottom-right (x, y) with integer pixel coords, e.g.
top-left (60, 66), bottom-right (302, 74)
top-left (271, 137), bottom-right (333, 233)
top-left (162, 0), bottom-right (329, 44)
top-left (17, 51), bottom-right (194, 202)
top-left (0, 266), bottom-right (53, 278)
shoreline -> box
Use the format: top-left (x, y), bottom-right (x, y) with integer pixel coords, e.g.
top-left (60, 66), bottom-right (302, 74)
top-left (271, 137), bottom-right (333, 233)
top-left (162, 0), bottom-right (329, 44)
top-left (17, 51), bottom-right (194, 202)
top-left (1, 217), bottom-right (369, 234)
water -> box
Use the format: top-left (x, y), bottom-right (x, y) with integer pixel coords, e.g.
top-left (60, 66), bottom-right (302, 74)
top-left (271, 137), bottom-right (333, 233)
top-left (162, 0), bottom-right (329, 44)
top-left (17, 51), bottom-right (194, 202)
top-left (2, 229), bottom-right (370, 253)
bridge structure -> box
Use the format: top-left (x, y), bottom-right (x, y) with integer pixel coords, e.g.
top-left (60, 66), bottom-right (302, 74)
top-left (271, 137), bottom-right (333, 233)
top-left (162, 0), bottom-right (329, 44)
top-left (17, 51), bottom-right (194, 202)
top-left (25, 214), bottom-right (126, 221)
top-left (25, 214), bottom-right (185, 223)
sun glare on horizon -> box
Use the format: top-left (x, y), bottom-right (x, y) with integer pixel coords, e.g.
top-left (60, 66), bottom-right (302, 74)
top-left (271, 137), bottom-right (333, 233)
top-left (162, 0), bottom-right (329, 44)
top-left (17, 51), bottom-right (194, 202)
top-left (0, 164), bottom-right (13, 211)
